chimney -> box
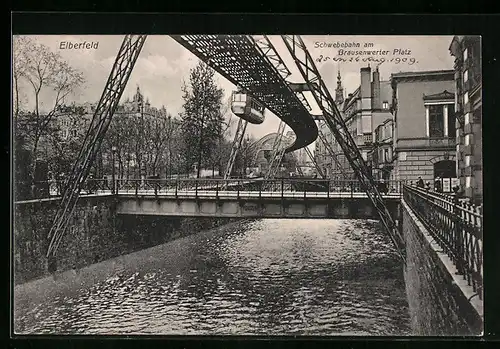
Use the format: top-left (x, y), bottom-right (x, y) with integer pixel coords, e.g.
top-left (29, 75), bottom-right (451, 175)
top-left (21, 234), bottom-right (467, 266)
top-left (372, 66), bottom-right (381, 110)
top-left (360, 66), bottom-right (372, 101)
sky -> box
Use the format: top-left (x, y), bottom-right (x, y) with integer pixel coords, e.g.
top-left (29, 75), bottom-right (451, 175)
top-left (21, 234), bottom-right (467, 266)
top-left (14, 35), bottom-right (455, 150)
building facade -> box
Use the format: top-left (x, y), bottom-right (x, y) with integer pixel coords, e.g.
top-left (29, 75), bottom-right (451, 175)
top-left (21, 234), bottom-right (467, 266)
top-left (390, 70), bottom-right (458, 190)
top-left (315, 66), bottom-right (392, 179)
top-left (449, 36), bottom-right (482, 204)
top-left (370, 118), bottom-right (394, 180)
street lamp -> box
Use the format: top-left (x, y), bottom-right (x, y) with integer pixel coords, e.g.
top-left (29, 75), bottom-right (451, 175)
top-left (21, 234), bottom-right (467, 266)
top-left (111, 146), bottom-right (117, 194)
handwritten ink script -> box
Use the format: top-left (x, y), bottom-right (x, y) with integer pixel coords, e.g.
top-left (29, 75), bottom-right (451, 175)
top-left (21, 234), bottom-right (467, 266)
top-left (314, 41), bottom-right (418, 65)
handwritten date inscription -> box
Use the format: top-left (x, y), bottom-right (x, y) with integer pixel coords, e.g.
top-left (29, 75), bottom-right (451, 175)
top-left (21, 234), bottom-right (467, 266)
top-left (314, 42), bottom-right (418, 65)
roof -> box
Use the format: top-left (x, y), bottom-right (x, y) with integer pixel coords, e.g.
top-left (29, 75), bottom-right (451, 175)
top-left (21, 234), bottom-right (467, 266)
top-left (391, 69), bottom-right (455, 82)
top-left (423, 90), bottom-right (455, 101)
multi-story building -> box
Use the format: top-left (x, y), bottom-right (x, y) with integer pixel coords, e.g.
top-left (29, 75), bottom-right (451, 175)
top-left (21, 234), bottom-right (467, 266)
top-left (370, 118), bottom-right (394, 180)
top-left (315, 66), bottom-right (392, 179)
top-left (16, 85), bottom-right (174, 181)
top-left (449, 36), bottom-right (482, 204)
top-left (390, 70), bottom-right (458, 190)
top-left (54, 86), bottom-right (169, 142)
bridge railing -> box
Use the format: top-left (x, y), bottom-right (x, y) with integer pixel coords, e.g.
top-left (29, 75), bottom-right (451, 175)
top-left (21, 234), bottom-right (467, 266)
top-left (114, 178), bottom-right (403, 197)
top-left (14, 179), bottom-right (112, 201)
top-left (403, 184), bottom-right (483, 300)
top-left (14, 178), bottom-right (403, 201)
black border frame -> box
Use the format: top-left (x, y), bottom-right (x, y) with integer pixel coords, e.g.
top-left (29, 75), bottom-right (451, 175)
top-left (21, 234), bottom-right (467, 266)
top-left (8, 12), bottom-right (499, 349)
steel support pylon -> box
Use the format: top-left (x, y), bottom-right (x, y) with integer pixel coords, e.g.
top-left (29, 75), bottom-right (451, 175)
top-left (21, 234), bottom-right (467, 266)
top-left (264, 121), bottom-right (286, 181)
top-left (316, 128), bottom-right (348, 179)
top-left (303, 146), bottom-right (325, 178)
top-left (223, 118), bottom-right (248, 181)
top-left (281, 35), bottom-right (406, 262)
top-left (250, 35), bottom-right (346, 179)
top-left (46, 35), bottom-right (147, 259)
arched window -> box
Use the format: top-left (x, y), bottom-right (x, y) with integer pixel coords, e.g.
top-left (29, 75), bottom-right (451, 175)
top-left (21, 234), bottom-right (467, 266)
top-left (434, 160), bottom-right (456, 179)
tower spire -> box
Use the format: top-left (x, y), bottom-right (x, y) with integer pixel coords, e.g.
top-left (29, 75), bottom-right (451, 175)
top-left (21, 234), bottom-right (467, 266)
top-left (335, 67), bottom-right (344, 107)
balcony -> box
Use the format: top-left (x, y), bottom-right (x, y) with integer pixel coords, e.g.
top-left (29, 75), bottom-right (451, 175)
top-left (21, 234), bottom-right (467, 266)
top-left (395, 137), bottom-right (456, 150)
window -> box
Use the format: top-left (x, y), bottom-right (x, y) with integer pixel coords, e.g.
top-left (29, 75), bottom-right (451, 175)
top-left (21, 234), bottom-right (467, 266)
top-left (463, 70), bottom-right (468, 83)
top-left (384, 148), bottom-right (390, 163)
top-left (465, 155), bottom-right (471, 167)
top-left (465, 134), bottom-right (472, 146)
top-left (429, 104), bottom-right (445, 138)
top-left (464, 92), bottom-right (469, 105)
top-left (447, 104), bottom-right (456, 138)
top-left (464, 112), bottom-right (470, 125)
top-left (466, 176), bottom-right (472, 188)
top-left (463, 48), bottom-right (468, 62)
top-left (382, 101), bottom-right (389, 109)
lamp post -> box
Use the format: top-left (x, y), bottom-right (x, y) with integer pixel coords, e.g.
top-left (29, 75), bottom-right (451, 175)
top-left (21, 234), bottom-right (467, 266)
top-left (111, 146), bottom-right (117, 194)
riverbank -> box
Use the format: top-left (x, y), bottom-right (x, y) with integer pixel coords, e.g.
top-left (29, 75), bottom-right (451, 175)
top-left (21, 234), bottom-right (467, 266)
top-left (14, 196), bottom-right (251, 285)
top-left (14, 218), bottom-right (255, 307)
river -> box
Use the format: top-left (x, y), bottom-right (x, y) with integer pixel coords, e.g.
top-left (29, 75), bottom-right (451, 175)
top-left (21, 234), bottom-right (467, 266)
top-left (14, 219), bottom-right (411, 336)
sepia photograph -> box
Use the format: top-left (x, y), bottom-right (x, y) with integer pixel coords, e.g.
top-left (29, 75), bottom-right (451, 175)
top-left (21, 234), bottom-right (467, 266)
top-left (12, 34), bottom-right (483, 336)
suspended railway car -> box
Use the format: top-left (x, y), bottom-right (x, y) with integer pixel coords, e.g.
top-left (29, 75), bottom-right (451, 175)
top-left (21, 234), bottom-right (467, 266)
top-left (231, 91), bottom-right (265, 124)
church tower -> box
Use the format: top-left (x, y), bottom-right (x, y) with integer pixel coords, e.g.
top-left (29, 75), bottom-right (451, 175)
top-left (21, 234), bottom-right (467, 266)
top-left (335, 69), bottom-right (345, 108)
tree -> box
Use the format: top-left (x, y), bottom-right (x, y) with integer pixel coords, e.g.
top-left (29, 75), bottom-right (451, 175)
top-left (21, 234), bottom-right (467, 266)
top-left (180, 62), bottom-right (224, 178)
top-left (232, 135), bottom-right (258, 176)
top-left (13, 36), bottom-right (32, 119)
top-left (13, 36), bottom-right (85, 190)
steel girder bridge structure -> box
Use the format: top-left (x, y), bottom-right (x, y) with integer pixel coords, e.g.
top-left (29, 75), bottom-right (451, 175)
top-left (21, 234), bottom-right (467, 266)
top-left (45, 34), bottom-right (405, 264)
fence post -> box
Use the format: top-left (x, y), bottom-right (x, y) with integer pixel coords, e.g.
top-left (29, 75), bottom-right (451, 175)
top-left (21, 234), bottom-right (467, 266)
top-left (175, 179), bottom-right (178, 199)
top-left (135, 179), bottom-right (138, 197)
top-left (350, 181), bottom-right (353, 198)
top-left (281, 178), bottom-right (284, 199)
top-left (453, 197), bottom-right (466, 279)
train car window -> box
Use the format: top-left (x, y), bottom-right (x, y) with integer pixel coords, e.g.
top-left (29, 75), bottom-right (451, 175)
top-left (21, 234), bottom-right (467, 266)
top-left (232, 93), bottom-right (245, 102)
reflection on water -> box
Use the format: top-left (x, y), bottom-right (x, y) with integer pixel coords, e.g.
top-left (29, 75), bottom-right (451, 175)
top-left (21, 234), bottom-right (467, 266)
top-left (15, 219), bottom-right (410, 335)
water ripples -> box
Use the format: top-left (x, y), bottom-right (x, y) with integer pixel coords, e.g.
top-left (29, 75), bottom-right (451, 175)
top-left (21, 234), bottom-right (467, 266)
top-left (15, 219), bottom-right (410, 335)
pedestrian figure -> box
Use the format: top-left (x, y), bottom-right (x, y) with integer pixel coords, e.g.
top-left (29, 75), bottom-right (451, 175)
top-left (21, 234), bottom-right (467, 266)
top-left (416, 176), bottom-right (424, 188)
top-left (434, 176), bottom-right (442, 193)
top-left (379, 178), bottom-right (388, 194)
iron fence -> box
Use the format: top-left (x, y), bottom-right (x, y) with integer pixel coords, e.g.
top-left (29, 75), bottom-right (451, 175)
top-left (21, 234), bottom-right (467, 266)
top-left (403, 184), bottom-right (483, 299)
top-left (14, 179), bottom-right (112, 201)
top-left (115, 178), bottom-right (403, 198)
top-left (14, 178), bottom-right (403, 201)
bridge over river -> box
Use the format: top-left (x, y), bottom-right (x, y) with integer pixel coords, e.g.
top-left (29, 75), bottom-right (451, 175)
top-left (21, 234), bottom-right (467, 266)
top-left (13, 178), bottom-right (483, 335)
top-left (30, 178), bottom-right (403, 219)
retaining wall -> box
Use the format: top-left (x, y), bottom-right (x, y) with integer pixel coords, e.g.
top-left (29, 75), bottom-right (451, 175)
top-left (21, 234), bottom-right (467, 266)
top-left (401, 200), bottom-right (483, 336)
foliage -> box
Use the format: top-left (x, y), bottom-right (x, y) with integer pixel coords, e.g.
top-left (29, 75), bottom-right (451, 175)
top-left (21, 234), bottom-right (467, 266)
top-left (13, 36), bottom-right (85, 188)
top-left (180, 62), bottom-right (225, 177)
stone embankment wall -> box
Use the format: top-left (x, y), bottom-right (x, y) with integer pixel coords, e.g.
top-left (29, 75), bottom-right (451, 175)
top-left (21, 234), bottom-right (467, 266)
top-left (401, 200), bottom-right (483, 336)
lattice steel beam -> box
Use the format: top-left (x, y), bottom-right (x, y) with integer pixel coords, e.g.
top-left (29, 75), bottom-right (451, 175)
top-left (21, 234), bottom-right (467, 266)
top-left (46, 35), bottom-right (147, 259)
top-left (170, 35), bottom-right (318, 152)
top-left (281, 35), bottom-right (406, 261)
top-left (250, 35), bottom-right (291, 80)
